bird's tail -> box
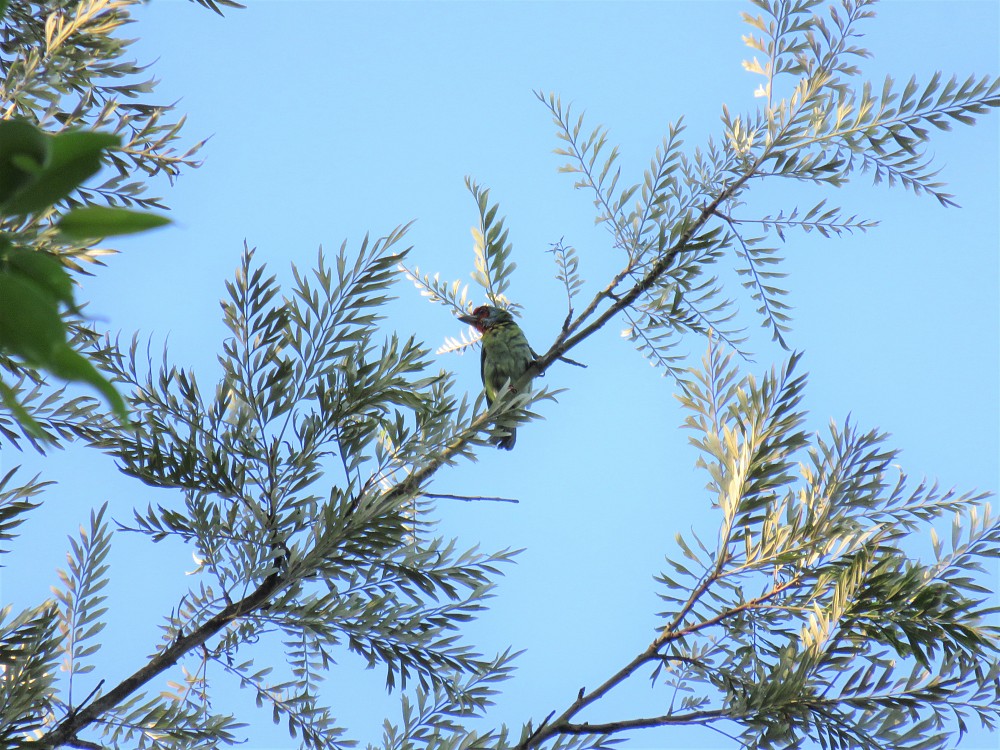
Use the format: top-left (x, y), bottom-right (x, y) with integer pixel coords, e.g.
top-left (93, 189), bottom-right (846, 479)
top-left (493, 428), bottom-right (516, 450)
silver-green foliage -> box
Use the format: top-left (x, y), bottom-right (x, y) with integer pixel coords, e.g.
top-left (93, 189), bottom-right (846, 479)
top-left (398, 0), bottom-right (999, 748)
top-left (534, 0), bottom-right (995, 365)
top-left (405, 178), bottom-right (526, 358)
top-left (504, 345), bottom-right (998, 750)
top-left (2, 0), bottom-right (998, 748)
top-left (1, 228), bottom-right (521, 749)
top-left (660, 344), bottom-right (999, 749)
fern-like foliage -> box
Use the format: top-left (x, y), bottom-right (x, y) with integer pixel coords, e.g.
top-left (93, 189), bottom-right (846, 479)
top-left (0, 603), bottom-right (61, 748)
top-left (737, 0), bottom-right (998, 208)
top-left (547, 238), bottom-right (583, 325)
top-left (374, 649), bottom-right (520, 750)
top-left (466, 178), bottom-right (519, 310)
top-left (0, 0), bottom-right (205, 447)
top-left (52, 503), bottom-right (112, 708)
top-left (3, 1), bottom-right (997, 749)
top-left (0, 467), bottom-right (51, 557)
top-left (525, 0), bottom-right (998, 364)
top-left (645, 343), bottom-right (999, 750)
top-left (402, 266), bottom-right (475, 323)
top-left (538, 90), bottom-right (743, 363)
top-left (188, 0), bottom-right (244, 14)
top-left (515, 341), bottom-right (998, 749)
top-left (0, 0), bottom-right (203, 216)
top-left (406, 179), bottom-right (531, 357)
top-left (541, 93), bottom-right (630, 249)
top-left (13, 227), bottom-right (520, 749)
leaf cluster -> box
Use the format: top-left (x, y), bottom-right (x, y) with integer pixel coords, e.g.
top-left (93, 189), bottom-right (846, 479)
top-left (644, 343), bottom-right (1000, 750)
top-left (515, 341), bottom-right (997, 750)
top-left (1, 0), bottom-right (204, 211)
top-left (0, 603), bottom-right (61, 748)
top-left (6, 227), bottom-right (520, 749)
top-left (524, 0), bottom-right (998, 368)
top-left (0, 118), bottom-right (169, 437)
top-left (187, 0), bottom-right (244, 15)
top-left (405, 179), bottom-right (526, 359)
top-left (3, 1), bottom-right (997, 749)
top-left (0, 0), bottom-right (202, 441)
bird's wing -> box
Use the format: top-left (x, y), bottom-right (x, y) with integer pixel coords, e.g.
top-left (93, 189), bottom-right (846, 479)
top-left (480, 342), bottom-right (492, 406)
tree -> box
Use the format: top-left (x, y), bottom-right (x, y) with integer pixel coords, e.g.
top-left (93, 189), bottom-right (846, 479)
top-left (1, 1), bottom-right (998, 749)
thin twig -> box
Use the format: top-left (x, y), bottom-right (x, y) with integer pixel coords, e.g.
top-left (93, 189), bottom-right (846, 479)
top-left (423, 492), bottom-right (519, 504)
top-left (72, 679), bottom-right (105, 715)
top-left (555, 354), bottom-right (587, 368)
top-left (560, 708), bottom-right (729, 734)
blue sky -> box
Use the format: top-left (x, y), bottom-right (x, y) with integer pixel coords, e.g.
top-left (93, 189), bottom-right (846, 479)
top-left (3, 1), bottom-right (998, 748)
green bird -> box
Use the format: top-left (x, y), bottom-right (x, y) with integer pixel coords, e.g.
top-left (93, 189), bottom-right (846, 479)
top-left (458, 304), bottom-right (536, 450)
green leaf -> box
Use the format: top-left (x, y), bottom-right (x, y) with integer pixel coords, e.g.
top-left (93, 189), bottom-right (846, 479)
top-left (57, 206), bottom-right (171, 240)
top-left (3, 130), bottom-right (120, 215)
top-left (46, 346), bottom-right (128, 421)
top-left (0, 271), bottom-right (67, 365)
top-left (1, 246), bottom-right (75, 307)
top-left (0, 119), bottom-right (49, 206)
top-left (0, 378), bottom-right (47, 440)
top-left (0, 269), bottom-right (125, 419)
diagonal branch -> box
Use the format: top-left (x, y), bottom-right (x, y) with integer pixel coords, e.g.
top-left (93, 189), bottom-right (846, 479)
top-left (533, 170), bottom-right (755, 377)
top-left (39, 569), bottom-right (286, 749)
top-left (560, 708), bottom-right (730, 735)
top-left (515, 571), bottom-right (802, 749)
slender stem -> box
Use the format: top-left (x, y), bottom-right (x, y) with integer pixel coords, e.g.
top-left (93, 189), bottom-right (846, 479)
top-left (423, 492), bottom-right (519, 504)
top-left (560, 708), bottom-right (730, 735)
top-left (533, 171), bottom-right (754, 379)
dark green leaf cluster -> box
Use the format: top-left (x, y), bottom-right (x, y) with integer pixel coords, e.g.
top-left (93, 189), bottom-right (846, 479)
top-left (0, 118), bottom-right (170, 437)
top-left (0, 603), bottom-right (61, 748)
top-left (0, 355), bottom-right (108, 449)
top-left (0, 0), bottom-right (199, 441)
top-left (1, 0), bottom-right (203, 209)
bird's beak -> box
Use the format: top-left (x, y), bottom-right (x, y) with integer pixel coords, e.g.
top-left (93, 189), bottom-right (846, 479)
top-left (457, 313), bottom-right (477, 326)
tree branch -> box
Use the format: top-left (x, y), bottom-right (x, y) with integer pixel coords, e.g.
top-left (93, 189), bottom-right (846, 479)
top-left (424, 492), bottom-right (519, 504)
top-left (39, 570), bottom-right (286, 748)
top-left (65, 741), bottom-right (103, 750)
top-left (560, 708), bottom-right (729, 735)
top-left (531, 170), bottom-right (754, 378)
top-left (516, 566), bottom-right (802, 748)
